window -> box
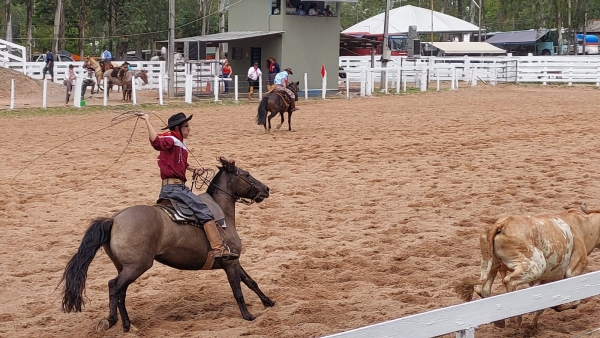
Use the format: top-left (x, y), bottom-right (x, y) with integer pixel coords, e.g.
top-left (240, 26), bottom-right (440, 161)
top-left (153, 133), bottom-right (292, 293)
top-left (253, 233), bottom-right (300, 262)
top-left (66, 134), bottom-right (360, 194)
top-left (232, 47), bottom-right (243, 60)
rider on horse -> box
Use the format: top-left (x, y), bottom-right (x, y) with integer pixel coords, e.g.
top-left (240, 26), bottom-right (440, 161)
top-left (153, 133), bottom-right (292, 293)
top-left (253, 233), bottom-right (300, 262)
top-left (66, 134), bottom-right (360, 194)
top-left (274, 68), bottom-right (298, 112)
top-left (99, 46), bottom-right (113, 71)
top-left (139, 112), bottom-right (239, 260)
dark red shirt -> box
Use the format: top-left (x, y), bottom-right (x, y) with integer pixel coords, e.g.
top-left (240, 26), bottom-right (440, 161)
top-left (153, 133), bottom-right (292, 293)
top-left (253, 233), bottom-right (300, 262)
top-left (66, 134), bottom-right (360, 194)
top-left (150, 131), bottom-right (189, 181)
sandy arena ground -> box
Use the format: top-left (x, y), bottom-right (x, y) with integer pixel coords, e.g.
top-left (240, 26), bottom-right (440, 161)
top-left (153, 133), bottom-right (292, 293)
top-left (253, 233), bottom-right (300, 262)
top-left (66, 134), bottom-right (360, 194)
top-left (1, 84), bottom-right (600, 338)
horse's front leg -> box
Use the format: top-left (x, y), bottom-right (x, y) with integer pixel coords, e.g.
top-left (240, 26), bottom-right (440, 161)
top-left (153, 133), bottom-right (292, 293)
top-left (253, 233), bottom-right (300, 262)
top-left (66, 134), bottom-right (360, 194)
top-left (240, 266), bottom-right (275, 307)
top-left (222, 260), bottom-right (255, 321)
top-left (287, 111), bottom-right (293, 131)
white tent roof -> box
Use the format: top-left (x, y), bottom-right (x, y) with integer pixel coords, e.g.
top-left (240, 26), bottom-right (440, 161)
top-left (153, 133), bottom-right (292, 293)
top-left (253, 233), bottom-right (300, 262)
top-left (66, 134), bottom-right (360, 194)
top-left (343, 5), bottom-right (479, 35)
top-left (427, 42), bottom-right (506, 54)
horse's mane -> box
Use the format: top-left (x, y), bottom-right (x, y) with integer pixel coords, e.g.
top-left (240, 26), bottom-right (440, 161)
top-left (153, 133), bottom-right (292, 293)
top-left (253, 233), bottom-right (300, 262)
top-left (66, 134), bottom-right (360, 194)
top-left (206, 157), bottom-right (235, 196)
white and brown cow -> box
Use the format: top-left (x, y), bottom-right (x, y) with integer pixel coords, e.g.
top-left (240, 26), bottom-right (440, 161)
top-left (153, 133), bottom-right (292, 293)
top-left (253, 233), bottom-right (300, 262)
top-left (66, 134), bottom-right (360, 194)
top-left (455, 205), bottom-right (600, 333)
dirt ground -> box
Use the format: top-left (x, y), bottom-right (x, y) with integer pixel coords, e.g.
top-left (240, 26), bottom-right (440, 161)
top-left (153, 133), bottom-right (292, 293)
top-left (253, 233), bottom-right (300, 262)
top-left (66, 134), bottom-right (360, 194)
top-left (1, 84), bottom-right (600, 338)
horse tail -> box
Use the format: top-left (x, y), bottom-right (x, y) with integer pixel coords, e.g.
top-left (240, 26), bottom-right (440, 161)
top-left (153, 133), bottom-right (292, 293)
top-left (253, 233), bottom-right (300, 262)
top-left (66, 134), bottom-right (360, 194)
top-left (59, 217), bottom-right (113, 313)
top-left (256, 96), bottom-right (269, 125)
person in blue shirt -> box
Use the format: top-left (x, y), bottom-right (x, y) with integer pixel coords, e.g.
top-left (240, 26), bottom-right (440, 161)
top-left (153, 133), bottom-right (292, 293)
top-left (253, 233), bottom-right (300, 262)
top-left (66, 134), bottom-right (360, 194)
top-left (100, 46), bottom-right (113, 70)
top-left (42, 50), bottom-right (54, 81)
top-left (273, 68), bottom-right (298, 112)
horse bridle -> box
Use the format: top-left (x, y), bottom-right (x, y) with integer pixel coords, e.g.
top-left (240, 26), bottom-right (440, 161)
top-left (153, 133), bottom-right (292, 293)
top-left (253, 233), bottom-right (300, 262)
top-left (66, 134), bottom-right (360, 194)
top-left (194, 167), bottom-right (261, 205)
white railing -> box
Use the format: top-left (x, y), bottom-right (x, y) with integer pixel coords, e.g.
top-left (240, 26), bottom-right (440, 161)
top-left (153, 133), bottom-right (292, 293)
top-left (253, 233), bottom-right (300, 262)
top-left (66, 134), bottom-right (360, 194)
top-left (323, 270), bottom-right (600, 338)
top-left (0, 38), bottom-right (26, 71)
top-left (340, 55), bottom-right (600, 92)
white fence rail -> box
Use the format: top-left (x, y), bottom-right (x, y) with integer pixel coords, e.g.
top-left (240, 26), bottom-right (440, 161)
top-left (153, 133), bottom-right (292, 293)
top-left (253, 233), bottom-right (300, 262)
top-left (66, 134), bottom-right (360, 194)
top-left (324, 270), bottom-right (600, 338)
top-left (340, 55), bottom-right (600, 93)
top-left (0, 38), bottom-right (26, 71)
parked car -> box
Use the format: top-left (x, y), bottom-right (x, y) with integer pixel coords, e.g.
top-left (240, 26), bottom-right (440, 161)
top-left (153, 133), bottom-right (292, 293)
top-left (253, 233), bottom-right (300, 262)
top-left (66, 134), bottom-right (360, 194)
top-left (31, 53), bottom-right (75, 62)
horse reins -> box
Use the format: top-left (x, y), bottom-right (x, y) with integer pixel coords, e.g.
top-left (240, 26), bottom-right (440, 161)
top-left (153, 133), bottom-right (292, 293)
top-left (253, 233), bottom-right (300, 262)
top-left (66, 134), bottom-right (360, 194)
top-left (192, 168), bottom-right (261, 205)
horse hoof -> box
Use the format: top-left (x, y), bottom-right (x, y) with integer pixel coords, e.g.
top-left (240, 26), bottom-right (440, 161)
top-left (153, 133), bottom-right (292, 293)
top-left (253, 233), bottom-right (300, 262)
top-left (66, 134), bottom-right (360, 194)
top-left (95, 319), bottom-right (110, 332)
top-left (243, 314), bottom-right (256, 321)
top-left (264, 299), bottom-right (276, 307)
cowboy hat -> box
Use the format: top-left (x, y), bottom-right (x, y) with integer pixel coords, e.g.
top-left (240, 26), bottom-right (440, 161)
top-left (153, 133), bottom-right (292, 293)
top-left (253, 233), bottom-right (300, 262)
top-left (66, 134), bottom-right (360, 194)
top-left (285, 68), bottom-right (293, 75)
top-left (269, 56), bottom-right (276, 61)
top-left (162, 112), bottom-right (193, 130)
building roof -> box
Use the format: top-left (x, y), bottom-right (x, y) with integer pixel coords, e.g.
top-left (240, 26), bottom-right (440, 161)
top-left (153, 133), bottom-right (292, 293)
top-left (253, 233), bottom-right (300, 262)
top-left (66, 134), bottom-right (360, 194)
top-left (343, 5), bottom-right (479, 35)
top-left (485, 29), bottom-right (549, 45)
top-left (428, 42), bottom-right (507, 54)
top-left (160, 31), bottom-right (284, 44)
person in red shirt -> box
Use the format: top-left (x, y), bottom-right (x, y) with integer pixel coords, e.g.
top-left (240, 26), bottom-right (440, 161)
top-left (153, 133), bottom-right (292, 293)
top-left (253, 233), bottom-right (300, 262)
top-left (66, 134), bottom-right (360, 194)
top-left (138, 112), bottom-right (238, 260)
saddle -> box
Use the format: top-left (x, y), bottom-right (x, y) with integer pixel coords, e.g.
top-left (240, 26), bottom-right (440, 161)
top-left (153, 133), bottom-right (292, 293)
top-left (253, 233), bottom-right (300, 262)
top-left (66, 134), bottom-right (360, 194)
top-left (156, 192), bottom-right (226, 228)
top-left (272, 88), bottom-right (292, 108)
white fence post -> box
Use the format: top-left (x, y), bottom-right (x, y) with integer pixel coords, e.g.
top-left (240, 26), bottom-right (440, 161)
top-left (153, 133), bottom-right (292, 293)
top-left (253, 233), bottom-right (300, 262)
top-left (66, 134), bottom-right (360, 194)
top-left (103, 80), bottom-right (108, 106)
top-left (258, 74), bottom-right (263, 100)
top-left (42, 78), bottom-right (47, 109)
top-left (214, 75), bottom-right (219, 101)
top-left (234, 75), bottom-right (239, 102)
top-left (132, 76), bottom-right (138, 105)
top-left (396, 68), bottom-right (401, 95)
top-left (345, 75), bottom-right (350, 99)
top-left (322, 73), bottom-right (326, 99)
top-left (158, 73), bottom-right (164, 105)
top-left (10, 78), bottom-right (15, 109)
top-left (185, 74), bottom-right (192, 103)
top-left (74, 75), bottom-right (83, 108)
top-left (304, 73), bottom-right (308, 100)
top-left (360, 69), bottom-right (366, 97)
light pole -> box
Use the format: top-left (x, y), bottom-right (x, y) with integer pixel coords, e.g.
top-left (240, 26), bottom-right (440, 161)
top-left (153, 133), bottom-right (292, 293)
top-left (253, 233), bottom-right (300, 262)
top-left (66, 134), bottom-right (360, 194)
top-left (168, 0), bottom-right (175, 98)
top-left (471, 0), bottom-right (482, 41)
top-left (379, 0), bottom-right (391, 89)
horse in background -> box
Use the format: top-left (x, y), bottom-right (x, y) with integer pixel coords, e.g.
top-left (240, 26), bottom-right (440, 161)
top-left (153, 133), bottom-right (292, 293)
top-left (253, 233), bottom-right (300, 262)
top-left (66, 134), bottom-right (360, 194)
top-left (256, 81), bottom-right (300, 132)
top-left (83, 57), bottom-right (115, 93)
top-left (104, 69), bottom-right (149, 102)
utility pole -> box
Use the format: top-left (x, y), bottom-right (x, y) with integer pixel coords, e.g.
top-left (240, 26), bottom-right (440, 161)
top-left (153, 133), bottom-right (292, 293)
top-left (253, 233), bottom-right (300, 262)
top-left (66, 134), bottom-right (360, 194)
top-left (52, 0), bottom-right (63, 55)
top-left (200, 0), bottom-right (206, 35)
top-left (168, 0), bottom-right (175, 98)
top-left (5, 0), bottom-right (12, 42)
top-left (568, 0), bottom-right (572, 54)
top-left (478, 0), bottom-right (482, 41)
top-left (379, 0), bottom-right (391, 89)
top-left (583, 8), bottom-right (588, 55)
top-left (218, 0), bottom-right (227, 58)
top-left (430, 0), bottom-right (434, 44)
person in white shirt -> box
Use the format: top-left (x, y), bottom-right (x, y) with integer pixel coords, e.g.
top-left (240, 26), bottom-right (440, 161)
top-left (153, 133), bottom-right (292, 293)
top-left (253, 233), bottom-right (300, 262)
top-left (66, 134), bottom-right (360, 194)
top-left (246, 62), bottom-right (262, 99)
top-left (160, 46), bottom-right (167, 59)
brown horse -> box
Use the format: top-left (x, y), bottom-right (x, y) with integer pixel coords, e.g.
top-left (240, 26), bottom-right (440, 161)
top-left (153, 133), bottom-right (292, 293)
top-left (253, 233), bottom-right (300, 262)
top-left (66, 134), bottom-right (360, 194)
top-left (59, 158), bottom-right (274, 332)
top-left (104, 69), bottom-right (149, 101)
top-left (83, 57), bottom-right (114, 93)
top-left (256, 81), bottom-right (300, 132)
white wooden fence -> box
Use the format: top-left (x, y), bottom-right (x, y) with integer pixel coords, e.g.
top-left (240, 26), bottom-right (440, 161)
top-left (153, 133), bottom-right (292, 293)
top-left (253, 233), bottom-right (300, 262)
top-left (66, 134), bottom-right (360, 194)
top-left (340, 55), bottom-right (600, 95)
top-left (323, 270), bottom-right (600, 338)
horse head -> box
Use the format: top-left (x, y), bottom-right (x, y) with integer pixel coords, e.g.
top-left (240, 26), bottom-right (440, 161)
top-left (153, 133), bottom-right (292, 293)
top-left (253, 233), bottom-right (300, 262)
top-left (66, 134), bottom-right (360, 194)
top-left (137, 70), bottom-right (149, 84)
top-left (288, 81), bottom-right (300, 101)
top-left (207, 157), bottom-right (270, 203)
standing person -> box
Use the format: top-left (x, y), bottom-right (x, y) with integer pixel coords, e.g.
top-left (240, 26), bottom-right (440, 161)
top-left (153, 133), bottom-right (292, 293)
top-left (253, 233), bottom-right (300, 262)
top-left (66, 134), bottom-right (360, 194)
top-left (266, 56), bottom-right (280, 91)
top-left (274, 68), bottom-right (298, 112)
top-left (138, 112), bottom-right (239, 260)
top-left (246, 62), bottom-right (262, 100)
top-left (42, 49), bottom-right (54, 81)
top-left (64, 64), bottom-right (77, 105)
top-left (221, 60), bottom-right (232, 94)
top-left (161, 45), bottom-right (167, 60)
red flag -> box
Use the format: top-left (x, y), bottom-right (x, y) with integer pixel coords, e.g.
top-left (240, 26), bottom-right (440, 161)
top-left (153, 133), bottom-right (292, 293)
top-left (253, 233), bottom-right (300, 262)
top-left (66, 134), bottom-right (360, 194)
top-left (320, 64), bottom-right (326, 78)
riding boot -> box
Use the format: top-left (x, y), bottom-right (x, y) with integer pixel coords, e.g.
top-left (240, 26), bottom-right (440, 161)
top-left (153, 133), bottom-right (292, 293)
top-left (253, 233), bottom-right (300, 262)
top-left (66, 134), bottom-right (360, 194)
top-left (289, 99), bottom-right (299, 112)
top-left (203, 220), bottom-right (239, 259)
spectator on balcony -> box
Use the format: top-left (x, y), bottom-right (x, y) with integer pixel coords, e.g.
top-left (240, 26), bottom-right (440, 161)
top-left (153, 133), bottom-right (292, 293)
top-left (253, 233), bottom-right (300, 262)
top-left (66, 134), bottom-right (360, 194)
top-left (295, 4), bottom-right (306, 15)
top-left (324, 5), bottom-right (334, 16)
top-left (308, 3), bottom-right (318, 16)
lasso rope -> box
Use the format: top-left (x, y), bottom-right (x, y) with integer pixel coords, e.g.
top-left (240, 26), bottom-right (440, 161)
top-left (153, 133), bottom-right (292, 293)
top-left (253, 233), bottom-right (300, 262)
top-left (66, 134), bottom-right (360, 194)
top-left (10, 110), bottom-right (212, 197)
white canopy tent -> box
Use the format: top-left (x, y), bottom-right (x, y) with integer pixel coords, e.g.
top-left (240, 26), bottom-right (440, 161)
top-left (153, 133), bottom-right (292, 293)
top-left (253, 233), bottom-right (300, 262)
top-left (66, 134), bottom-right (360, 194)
top-left (343, 5), bottom-right (479, 35)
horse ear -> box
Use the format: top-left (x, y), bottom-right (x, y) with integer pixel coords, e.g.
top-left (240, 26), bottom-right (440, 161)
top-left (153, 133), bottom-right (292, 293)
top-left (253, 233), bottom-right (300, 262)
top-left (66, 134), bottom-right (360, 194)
top-left (295, 81), bottom-right (299, 86)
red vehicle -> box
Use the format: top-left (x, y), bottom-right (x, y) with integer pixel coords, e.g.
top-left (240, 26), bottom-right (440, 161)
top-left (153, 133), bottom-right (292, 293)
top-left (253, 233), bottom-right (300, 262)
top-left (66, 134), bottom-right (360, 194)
top-left (340, 33), bottom-right (408, 56)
